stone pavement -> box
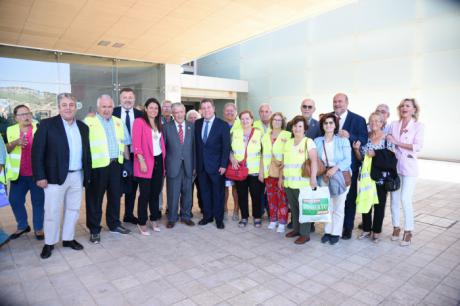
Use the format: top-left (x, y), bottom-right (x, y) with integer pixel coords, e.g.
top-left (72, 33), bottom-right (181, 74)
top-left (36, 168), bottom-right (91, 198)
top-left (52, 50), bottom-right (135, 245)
top-left (0, 178), bottom-right (459, 306)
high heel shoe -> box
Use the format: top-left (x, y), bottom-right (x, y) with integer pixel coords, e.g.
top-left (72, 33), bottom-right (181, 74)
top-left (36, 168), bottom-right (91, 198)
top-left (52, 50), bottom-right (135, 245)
top-left (137, 225), bottom-right (151, 236)
top-left (400, 231), bottom-right (412, 246)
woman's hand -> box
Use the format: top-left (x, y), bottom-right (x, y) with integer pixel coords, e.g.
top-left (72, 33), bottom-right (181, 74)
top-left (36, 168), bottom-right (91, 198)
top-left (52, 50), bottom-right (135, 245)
top-left (278, 177), bottom-right (284, 189)
top-left (139, 159), bottom-right (148, 173)
top-left (367, 149), bottom-right (375, 157)
top-left (258, 172), bottom-right (264, 183)
top-left (326, 166), bottom-right (338, 177)
top-left (352, 140), bottom-right (361, 150)
top-left (230, 156), bottom-right (239, 170)
top-left (386, 134), bottom-right (397, 145)
top-left (310, 177), bottom-right (318, 189)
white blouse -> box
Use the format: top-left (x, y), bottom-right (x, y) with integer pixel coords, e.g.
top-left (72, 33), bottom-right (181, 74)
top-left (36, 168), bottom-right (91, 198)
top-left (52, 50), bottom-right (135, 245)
top-left (152, 130), bottom-right (162, 156)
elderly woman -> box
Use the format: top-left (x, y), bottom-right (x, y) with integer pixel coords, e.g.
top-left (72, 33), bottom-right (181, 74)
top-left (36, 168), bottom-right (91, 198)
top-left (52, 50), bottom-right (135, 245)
top-left (280, 115), bottom-right (318, 244)
top-left (353, 112), bottom-right (393, 243)
top-left (387, 99), bottom-right (424, 246)
top-left (315, 113), bottom-right (351, 245)
top-left (261, 112), bottom-right (291, 233)
top-left (132, 98), bottom-right (166, 235)
top-left (230, 110), bottom-right (263, 228)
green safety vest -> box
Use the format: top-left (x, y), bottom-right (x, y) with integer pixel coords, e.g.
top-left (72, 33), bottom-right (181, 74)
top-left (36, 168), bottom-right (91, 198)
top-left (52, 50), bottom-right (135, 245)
top-left (6, 123), bottom-right (37, 181)
top-left (356, 155), bottom-right (379, 213)
top-left (283, 137), bottom-right (313, 189)
top-left (261, 130), bottom-right (291, 178)
top-left (231, 128), bottom-right (262, 174)
top-left (84, 116), bottom-right (124, 168)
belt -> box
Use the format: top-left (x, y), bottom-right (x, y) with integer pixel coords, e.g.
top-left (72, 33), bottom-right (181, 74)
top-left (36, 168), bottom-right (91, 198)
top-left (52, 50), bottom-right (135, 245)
top-left (68, 169), bottom-right (82, 173)
top-left (110, 158), bottom-right (118, 163)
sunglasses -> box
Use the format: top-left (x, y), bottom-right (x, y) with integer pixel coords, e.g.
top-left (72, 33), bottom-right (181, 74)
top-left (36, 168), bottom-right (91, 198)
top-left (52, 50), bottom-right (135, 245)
top-left (302, 105), bottom-right (313, 109)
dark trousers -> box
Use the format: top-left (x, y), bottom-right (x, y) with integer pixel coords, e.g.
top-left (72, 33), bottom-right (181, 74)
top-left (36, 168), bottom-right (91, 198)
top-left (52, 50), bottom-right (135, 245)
top-left (192, 178), bottom-right (203, 212)
top-left (86, 161), bottom-right (122, 234)
top-left (362, 184), bottom-right (388, 233)
top-left (122, 153), bottom-right (138, 218)
top-left (137, 155), bottom-right (163, 225)
top-left (285, 187), bottom-right (311, 236)
top-left (236, 175), bottom-right (264, 219)
top-left (197, 170), bottom-right (225, 223)
top-left (343, 169), bottom-right (359, 231)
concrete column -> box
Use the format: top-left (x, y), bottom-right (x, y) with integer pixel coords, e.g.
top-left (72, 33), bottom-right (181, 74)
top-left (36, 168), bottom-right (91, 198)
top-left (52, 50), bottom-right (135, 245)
top-left (159, 64), bottom-right (182, 103)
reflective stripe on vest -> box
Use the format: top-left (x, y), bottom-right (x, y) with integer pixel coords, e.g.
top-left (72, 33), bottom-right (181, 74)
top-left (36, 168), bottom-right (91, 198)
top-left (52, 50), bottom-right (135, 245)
top-left (85, 116), bottom-right (124, 168)
top-left (231, 128), bottom-right (262, 174)
top-left (283, 137), bottom-right (311, 189)
top-left (261, 130), bottom-right (291, 178)
top-left (6, 124), bottom-right (37, 181)
top-left (356, 155), bottom-right (379, 214)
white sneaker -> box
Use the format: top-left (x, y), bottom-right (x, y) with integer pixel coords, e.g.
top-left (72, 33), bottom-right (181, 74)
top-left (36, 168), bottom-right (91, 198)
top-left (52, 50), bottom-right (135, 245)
top-left (276, 224), bottom-right (286, 233)
top-left (268, 222), bottom-right (277, 230)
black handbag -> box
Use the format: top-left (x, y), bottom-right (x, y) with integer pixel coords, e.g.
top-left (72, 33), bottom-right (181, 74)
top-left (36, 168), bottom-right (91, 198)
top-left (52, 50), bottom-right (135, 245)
top-left (384, 174), bottom-right (400, 192)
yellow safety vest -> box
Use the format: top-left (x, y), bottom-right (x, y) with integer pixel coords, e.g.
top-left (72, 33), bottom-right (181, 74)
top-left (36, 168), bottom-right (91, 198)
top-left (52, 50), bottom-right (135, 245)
top-left (253, 120), bottom-right (271, 135)
top-left (6, 123), bottom-right (37, 181)
top-left (229, 118), bottom-right (241, 134)
top-left (261, 130), bottom-right (291, 178)
top-left (356, 155), bottom-right (379, 213)
top-left (231, 128), bottom-right (262, 174)
top-left (0, 144), bottom-right (8, 184)
top-left (85, 116), bottom-right (124, 168)
top-left (283, 137), bottom-right (314, 189)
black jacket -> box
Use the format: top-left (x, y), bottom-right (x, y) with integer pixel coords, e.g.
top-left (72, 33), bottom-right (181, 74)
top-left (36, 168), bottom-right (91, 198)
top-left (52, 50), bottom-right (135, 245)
top-left (32, 115), bottom-right (91, 187)
top-left (371, 148), bottom-right (398, 181)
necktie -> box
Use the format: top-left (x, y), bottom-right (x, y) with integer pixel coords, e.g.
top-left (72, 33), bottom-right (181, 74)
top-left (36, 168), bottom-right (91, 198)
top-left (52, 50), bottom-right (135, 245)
top-left (178, 124), bottom-right (184, 144)
top-left (203, 120), bottom-right (209, 143)
top-left (125, 110), bottom-right (131, 135)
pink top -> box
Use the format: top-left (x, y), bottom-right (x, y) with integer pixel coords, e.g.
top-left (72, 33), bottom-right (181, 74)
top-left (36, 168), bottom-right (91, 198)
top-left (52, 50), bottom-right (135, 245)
top-left (389, 119), bottom-right (424, 177)
top-left (132, 118), bottom-right (166, 179)
top-left (19, 126), bottom-right (33, 176)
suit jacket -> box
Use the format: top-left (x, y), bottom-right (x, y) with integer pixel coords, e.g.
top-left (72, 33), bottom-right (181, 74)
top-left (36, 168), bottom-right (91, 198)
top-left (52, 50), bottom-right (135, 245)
top-left (194, 117), bottom-right (230, 174)
top-left (341, 110), bottom-right (368, 172)
top-left (32, 115), bottom-right (91, 186)
top-left (113, 106), bottom-right (142, 120)
top-left (132, 118), bottom-right (166, 179)
top-left (306, 118), bottom-right (321, 140)
top-left (163, 121), bottom-right (195, 178)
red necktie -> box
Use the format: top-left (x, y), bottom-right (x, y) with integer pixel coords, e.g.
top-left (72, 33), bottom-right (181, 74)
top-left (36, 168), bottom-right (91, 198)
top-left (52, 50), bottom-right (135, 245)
top-left (178, 124), bottom-right (184, 144)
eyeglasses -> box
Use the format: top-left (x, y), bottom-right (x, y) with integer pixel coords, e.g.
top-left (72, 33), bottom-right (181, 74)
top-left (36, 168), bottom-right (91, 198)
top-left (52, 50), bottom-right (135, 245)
top-left (324, 121), bottom-right (335, 125)
top-left (16, 112), bottom-right (32, 117)
top-left (302, 105), bottom-right (313, 109)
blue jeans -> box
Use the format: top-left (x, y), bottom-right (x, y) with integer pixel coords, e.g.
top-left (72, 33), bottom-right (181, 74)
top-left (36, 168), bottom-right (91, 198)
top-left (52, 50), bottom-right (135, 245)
top-left (9, 176), bottom-right (45, 231)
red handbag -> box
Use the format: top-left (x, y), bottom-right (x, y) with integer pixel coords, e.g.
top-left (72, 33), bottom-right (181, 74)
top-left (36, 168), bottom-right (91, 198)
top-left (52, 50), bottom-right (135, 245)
top-left (225, 129), bottom-right (254, 181)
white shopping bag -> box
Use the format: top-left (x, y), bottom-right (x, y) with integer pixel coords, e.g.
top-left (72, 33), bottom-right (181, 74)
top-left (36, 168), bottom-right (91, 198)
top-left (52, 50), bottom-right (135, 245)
top-left (298, 186), bottom-right (331, 223)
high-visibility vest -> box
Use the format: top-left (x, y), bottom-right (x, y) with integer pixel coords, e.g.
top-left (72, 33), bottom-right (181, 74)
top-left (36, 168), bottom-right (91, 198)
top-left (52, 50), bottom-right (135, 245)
top-left (0, 146), bottom-right (9, 184)
top-left (231, 128), bottom-right (262, 174)
top-left (6, 123), bottom-right (37, 181)
top-left (253, 120), bottom-right (271, 135)
top-left (261, 130), bottom-right (291, 178)
top-left (283, 137), bottom-right (314, 189)
top-left (356, 155), bottom-right (379, 213)
top-left (85, 116), bottom-right (124, 168)
top-left (229, 118), bottom-right (241, 134)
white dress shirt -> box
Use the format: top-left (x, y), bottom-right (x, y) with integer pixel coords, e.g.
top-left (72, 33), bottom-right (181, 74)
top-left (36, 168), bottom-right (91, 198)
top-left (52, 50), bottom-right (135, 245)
top-left (338, 110), bottom-right (348, 130)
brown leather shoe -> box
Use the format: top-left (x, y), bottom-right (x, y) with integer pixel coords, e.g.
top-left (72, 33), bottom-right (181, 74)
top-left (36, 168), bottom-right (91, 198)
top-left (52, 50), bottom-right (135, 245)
top-left (181, 219), bottom-right (195, 226)
top-left (294, 235), bottom-right (310, 244)
top-left (285, 231), bottom-right (300, 238)
top-left (166, 222), bottom-right (175, 229)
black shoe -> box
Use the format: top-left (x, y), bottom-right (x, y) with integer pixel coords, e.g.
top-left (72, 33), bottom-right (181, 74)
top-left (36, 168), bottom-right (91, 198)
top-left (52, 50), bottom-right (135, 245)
top-left (35, 232), bottom-right (45, 241)
top-left (90, 233), bottom-right (101, 244)
top-left (198, 219), bottom-right (209, 226)
top-left (329, 235), bottom-right (340, 245)
top-left (166, 222), bottom-right (175, 229)
top-left (287, 222), bottom-right (293, 229)
top-left (357, 222), bottom-right (363, 230)
top-left (310, 223), bottom-right (316, 233)
top-left (216, 221), bottom-right (225, 229)
top-left (123, 215), bottom-right (139, 225)
top-left (110, 225), bottom-right (131, 234)
top-left (321, 234), bottom-right (330, 243)
top-left (63, 240), bottom-right (84, 250)
top-left (10, 226), bottom-right (31, 239)
top-left (341, 229), bottom-right (352, 240)
top-left (40, 244), bottom-right (54, 259)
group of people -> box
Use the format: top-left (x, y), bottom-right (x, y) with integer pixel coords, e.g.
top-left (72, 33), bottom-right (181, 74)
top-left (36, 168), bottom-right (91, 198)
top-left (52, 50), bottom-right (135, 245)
top-left (0, 88), bottom-right (424, 258)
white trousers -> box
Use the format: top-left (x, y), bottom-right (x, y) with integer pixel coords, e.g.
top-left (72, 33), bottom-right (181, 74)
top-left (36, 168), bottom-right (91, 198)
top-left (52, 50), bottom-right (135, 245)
top-left (390, 175), bottom-right (417, 231)
top-left (44, 171), bottom-right (83, 245)
top-left (325, 187), bottom-right (349, 236)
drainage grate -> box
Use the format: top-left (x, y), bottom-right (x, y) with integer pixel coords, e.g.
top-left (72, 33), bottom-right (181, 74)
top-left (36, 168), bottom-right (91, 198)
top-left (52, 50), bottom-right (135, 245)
top-left (415, 213), bottom-right (457, 229)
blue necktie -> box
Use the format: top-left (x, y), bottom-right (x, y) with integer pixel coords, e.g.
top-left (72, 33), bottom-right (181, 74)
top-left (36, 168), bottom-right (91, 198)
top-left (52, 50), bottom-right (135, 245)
top-left (203, 120), bottom-right (209, 143)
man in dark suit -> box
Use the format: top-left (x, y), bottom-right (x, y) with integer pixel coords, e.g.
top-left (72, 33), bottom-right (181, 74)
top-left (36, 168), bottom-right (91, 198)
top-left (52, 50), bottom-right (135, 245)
top-left (163, 103), bottom-right (195, 228)
top-left (195, 99), bottom-right (230, 229)
top-left (32, 93), bottom-right (91, 259)
top-left (301, 98), bottom-right (321, 139)
top-left (113, 88), bottom-right (142, 225)
top-left (333, 93), bottom-right (368, 239)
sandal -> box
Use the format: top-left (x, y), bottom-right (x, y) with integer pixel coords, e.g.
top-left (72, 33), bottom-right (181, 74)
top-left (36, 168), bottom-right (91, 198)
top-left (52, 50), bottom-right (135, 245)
top-left (400, 231), bottom-right (412, 246)
top-left (358, 231), bottom-right (371, 240)
top-left (391, 227), bottom-right (401, 241)
top-left (372, 233), bottom-right (380, 243)
top-left (254, 219), bottom-right (262, 228)
top-left (238, 219), bottom-right (248, 228)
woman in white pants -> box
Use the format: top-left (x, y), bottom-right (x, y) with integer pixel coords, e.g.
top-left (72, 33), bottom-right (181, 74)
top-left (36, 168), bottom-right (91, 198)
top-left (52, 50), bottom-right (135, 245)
top-left (314, 113), bottom-right (351, 245)
top-left (387, 99), bottom-right (424, 246)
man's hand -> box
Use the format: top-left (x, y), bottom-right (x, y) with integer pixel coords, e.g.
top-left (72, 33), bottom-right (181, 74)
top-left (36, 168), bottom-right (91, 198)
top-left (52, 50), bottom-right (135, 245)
top-left (218, 167), bottom-right (226, 175)
top-left (36, 179), bottom-right (48, 189)
top-left (338, 129), bottom-right (350, 138)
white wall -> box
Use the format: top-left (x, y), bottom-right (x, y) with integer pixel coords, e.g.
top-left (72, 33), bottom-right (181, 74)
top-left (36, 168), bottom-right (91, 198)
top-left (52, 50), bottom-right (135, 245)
top-left (198, 0), bottom-right (460, 162)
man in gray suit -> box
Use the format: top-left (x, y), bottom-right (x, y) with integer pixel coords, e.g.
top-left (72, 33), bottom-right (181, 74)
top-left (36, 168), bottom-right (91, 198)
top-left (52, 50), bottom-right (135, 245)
top-left (163, 103), bottom-right (195, 228)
